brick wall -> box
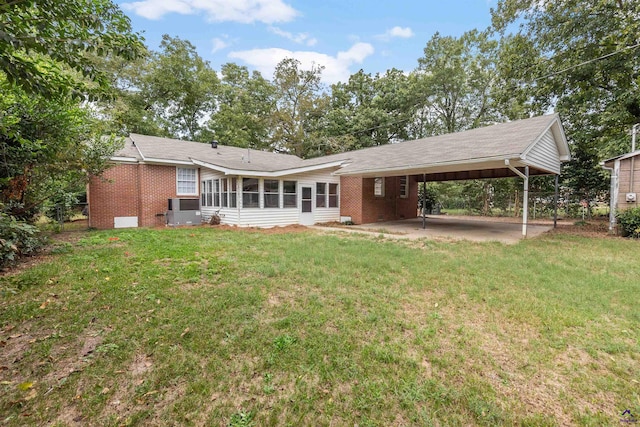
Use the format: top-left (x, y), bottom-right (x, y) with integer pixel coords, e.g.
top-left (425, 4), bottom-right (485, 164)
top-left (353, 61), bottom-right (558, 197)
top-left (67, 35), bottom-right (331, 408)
top-left (88, 163), bottom-right (188, 229)
top-left (339, 175), bottom-right (419, 224)
top-left (88, 164), bottom-right (140, 229)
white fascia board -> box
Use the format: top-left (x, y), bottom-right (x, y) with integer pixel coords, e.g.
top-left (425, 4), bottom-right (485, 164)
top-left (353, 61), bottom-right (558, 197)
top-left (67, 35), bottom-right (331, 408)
top-left (334, 155), bottom-right (520, 176)
top-left (193, 159), bottom-right (346, 177)
top-left (110, 156), bottom-right (139, 163)
top-left (141, 157), bottom-right (194, 166)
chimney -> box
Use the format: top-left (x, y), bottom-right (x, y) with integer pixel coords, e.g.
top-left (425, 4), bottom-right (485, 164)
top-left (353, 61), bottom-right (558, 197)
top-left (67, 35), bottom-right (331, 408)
top-left (211, 140), bottom-right (218, 149)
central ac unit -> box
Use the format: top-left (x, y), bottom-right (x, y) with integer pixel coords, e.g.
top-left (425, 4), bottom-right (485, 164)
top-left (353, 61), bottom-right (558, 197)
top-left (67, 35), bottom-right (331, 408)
top-left (166, 198), bottom-right (201, 226)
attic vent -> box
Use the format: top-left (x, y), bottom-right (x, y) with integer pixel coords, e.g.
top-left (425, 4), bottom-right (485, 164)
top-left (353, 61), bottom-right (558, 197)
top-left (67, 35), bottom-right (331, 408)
top-left (211, 140), bottom-right (218, 149)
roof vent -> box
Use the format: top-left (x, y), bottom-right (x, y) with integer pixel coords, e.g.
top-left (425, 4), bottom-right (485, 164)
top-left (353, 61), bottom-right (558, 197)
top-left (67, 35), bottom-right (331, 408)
top-left (211, 140), bottom-right (218, 149)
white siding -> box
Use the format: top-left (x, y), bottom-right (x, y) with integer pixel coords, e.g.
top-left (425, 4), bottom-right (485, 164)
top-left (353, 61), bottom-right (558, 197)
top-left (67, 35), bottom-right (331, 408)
top-left (197, 167), bottom-right (341, 227)
top-left (524, 129), bottom-right (561, 174)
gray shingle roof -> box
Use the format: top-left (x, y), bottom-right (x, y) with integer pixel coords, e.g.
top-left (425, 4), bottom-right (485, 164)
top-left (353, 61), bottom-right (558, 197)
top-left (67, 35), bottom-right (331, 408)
top-left (114, 114), bottom-right (567, 176)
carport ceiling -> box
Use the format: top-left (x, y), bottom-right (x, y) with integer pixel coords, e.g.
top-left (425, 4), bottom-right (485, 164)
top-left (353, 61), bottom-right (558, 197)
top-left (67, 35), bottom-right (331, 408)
top-left (331, 114), bottom-right (570, 179)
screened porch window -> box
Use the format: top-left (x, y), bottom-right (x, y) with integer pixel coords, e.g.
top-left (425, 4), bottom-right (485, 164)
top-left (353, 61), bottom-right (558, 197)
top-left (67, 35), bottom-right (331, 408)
top-left (264, 179), bottom-right (280, 208)
top-left (242, 178), bottom-right (259, 208)
top-left (316, 182), bottom-right (326, 208)
top-left (329, 183), bottom-right (339, 208)
top-left (283, 181), bottom-right (297, 208)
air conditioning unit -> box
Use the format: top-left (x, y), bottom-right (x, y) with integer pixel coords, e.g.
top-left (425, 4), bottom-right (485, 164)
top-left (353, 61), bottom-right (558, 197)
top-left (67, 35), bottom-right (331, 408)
top-left (625, 193), bottom-right (637, 203)
top-left (166, 198), bottom-right (201, 226)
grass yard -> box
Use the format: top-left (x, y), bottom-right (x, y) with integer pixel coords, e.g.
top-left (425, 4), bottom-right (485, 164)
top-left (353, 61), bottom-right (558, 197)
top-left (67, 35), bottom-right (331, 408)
top-left (0, 225), bottom-right (639, 426)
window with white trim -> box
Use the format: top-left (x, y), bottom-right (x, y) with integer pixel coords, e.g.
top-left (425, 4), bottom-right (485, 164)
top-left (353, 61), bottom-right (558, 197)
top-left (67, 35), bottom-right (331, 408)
top-left (221, 178), bottom-right (229, 208)
top-left (283, 181), bottom-right (297, 208)
top-left (212, 179), bottom-right (220, 207)
top-left (242, 178), bottom-right (259, 208)
top-left (374, 177), bottom-right (385, 197)
top-left (230, 178), bottom-right (237, 208)
top-left (177, 168), bottom-right (197, 195)
top-left (329, 183), bottom-right (339, 207)
top-left (399, 176), bottom-right (409, 198)
top-left (264, 179), bottom-right (280, 208)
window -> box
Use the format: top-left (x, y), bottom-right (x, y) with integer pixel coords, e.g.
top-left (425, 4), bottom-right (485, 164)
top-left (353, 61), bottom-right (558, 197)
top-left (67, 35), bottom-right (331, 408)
top-left (399, 176), bottom-right (409, 198)
top-left (212, 179), bottom-right (220, 207)
top-left (374, 177), bottom-right (385, 197)
top-left (264, 179), bottom-right (280, 208)
top-left (230, 178), bottom-right (237, 208)
top-left (177, 168), bottom-right (197, 195)
top-left (316, 182), bottom-right (326, 207)
top-left (242, 178), bottom-right (259, 208)
top-left (301, 187), bottom-right (312, 213)
top-left (283, 181), bottom-right (297, 208)
top-left (221, 179), bottom-right (229, 208)
top-left (201, 179), bottom-right (213, 207)
top-left (329, 183), bottom-right (339, 208)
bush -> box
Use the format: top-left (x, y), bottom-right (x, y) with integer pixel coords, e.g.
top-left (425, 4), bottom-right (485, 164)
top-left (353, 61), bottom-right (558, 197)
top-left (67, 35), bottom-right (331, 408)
top-left (616, 207), bottom-right (640, 238)
top-left (0, 213), bottom-right (45, 268)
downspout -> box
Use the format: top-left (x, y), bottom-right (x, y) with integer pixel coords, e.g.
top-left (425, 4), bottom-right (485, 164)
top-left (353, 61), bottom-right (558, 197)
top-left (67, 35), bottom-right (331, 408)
top-left (505, 160), bottom-right (529, 237)
top-left (601, 162), bottom-right (617, 232)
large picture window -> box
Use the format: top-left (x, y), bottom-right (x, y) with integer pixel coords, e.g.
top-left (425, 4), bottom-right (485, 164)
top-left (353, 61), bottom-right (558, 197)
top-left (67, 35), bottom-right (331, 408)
top-left (242, 178), bottom-right (259, 208)
top-left (329, 183), bottom-right (339, 208)
top-left (283, 181), bottom-right (297, 208)
top-left (264, 179), bottom-right (280, 208)
top-left (177, 168), bottom-right (197, 195)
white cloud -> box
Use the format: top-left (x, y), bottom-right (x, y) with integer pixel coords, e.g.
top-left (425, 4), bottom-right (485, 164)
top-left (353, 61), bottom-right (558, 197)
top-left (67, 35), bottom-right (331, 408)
top-left (212, 37), bottom-right (230, 53)
top-left (121, 0), bottom-right (298, 23)
top-left (376, 26), bottom-right (415, 41)
top-left (228, 42), bottom-right (375, 84)
top-left (268, 26), bottom-right (317, 46)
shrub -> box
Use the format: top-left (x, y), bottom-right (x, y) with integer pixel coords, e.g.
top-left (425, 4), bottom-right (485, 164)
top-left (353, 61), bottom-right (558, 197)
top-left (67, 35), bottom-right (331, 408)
top-left (616, 207), bottom-right (640, 238)
top-left (0, 213), bottom-right (45, 268)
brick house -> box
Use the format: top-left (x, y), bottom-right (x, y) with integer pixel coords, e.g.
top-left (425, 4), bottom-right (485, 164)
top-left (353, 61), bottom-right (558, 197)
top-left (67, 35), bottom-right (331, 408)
top-left (88, 114), bottom-right (569, 229)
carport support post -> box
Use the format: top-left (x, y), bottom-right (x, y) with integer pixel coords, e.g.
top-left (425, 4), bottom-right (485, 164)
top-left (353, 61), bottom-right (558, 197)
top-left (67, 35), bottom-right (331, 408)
top-left (422, 174), bottom-right (427, 229)
top-left (505, 160), bottom-right (529, 238)
top-left (554, 174), bottom-right (559, 228)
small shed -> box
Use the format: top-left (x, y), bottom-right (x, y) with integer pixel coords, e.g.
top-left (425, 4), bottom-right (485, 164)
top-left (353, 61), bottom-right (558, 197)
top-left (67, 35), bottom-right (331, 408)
top-left (602, 150), bottom-right (640, 231)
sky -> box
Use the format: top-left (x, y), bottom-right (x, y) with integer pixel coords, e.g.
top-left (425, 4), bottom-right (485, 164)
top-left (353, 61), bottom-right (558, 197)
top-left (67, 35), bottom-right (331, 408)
top-left (115, 0), bottom-right (497, 85)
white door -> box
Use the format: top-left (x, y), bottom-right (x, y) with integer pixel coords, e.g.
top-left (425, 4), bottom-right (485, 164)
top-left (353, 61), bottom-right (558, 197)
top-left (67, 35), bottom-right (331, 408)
top-left (299, 184), bottom-right (314, 225)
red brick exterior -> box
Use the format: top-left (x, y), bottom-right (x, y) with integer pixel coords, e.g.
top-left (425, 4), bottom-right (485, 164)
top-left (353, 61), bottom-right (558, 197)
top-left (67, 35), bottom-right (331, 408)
top-left (88, 163), bottom-right (191, 229)
top-left (339, 176), bottom-right (419, 224)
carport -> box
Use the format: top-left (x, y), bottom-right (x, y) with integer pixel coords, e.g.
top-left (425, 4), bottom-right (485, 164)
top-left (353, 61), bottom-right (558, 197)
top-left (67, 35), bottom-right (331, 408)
top-left (334, 114), bottom-right (571, 237)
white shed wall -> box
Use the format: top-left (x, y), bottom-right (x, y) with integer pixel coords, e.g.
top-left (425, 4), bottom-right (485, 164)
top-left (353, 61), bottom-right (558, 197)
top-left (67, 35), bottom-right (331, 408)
top-left (525, 129), bottom-right (562, 174)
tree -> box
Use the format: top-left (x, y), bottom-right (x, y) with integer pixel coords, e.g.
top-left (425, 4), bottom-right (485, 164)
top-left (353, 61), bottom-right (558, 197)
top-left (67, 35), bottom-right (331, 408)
top-left (207, 63), bottom-right (275, 149)
top-left (140, 35), bottom-right (220, 141)
top-left (0, 76), bottom-right (122, 220)
top-left (412, 30), bottom-right (501, 137)
top-left (326, 69), bottom-right (416, 150)
top-left (0, 0), bottom-right (144, 99)
top-left (491, 0), bottom-right (640, 208)
top-left (271, 58), bottom-right (329, 157)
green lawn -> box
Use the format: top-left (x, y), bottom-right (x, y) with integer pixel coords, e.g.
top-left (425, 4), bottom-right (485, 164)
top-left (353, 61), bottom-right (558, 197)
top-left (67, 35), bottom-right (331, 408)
top-left (1, 226), bottom-right (638, 426)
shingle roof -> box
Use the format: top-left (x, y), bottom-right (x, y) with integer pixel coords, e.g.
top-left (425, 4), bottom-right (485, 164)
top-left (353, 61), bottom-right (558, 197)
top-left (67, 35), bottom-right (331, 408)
top-left (113, 114), bottom-right (568, 176)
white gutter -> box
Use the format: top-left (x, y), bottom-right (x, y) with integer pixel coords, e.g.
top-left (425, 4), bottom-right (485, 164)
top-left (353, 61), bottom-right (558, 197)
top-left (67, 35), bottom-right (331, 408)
top-left (191, 158), bottom-right (346, 177)
top-left (505, 159), bottom-right (529, 238)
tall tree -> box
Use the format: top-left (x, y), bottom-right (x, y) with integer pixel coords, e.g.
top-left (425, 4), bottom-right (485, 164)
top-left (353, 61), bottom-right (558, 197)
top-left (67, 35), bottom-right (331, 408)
top-left (412, 30), bottom-right (501, 137)
top-left (0, 0), bottom-right (144, 99)
top-left (140, 35), bottom-right (220, 141)
top-left (326, 69), bottom-right (416, 150)
top-left (491, 0), bottom-right (640, 204)
top-left (271, 58), bottom-right (329, 157)
top-left (207, 63), bottom-right (275, 149)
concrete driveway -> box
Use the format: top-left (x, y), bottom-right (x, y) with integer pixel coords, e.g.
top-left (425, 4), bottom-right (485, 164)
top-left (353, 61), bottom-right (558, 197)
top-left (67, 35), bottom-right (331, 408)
top-left (316, 215), bottom-right (554, 244)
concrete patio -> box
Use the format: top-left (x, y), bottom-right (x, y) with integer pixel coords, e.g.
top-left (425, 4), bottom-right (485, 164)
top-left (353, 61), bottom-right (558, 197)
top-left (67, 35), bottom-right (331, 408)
top-left (315, 215), bottom-right (555, 244)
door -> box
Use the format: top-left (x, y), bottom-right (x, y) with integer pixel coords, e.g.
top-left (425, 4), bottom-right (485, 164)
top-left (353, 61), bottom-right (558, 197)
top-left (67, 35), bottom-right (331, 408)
top-left (300, 185), bottom-right (314, 225)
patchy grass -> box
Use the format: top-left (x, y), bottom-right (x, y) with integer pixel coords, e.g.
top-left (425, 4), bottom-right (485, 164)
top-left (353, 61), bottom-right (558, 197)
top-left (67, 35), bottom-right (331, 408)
top-left (0, 226), bottom-right (638, 426)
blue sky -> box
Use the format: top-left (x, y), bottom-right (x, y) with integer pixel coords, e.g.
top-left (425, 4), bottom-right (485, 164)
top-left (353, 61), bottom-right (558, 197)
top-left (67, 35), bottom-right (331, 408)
top-left (116, 0), bottom-right (496, 85)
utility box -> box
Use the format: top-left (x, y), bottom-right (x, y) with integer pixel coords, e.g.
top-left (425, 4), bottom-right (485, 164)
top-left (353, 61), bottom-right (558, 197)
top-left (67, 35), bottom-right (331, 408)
top-left (166, 198), bottom-right (201, 226)
top-left (625, 193), bottom-right (637, 203)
